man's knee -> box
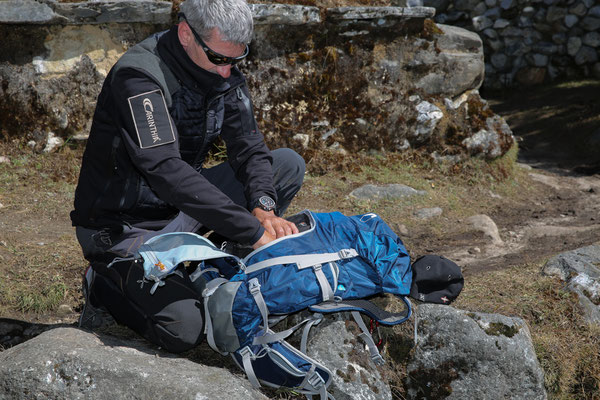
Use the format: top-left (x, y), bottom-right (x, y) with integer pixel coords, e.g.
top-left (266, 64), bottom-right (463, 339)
top-left (152, 299), bottom-right (205, 353)
top-left (272, 148), bottom-right (306, 190)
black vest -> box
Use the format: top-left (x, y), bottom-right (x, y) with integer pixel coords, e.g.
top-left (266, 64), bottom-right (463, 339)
top-left (71, 30), bottom-right (252, 228)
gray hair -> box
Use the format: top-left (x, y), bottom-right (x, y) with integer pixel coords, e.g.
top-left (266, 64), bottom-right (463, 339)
top-left (179, 0), bottom-right (254, 44)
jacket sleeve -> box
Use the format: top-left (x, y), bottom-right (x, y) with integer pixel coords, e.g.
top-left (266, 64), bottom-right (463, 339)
top-left (111, 68), bottom-right (265, 244)
top-left (220, 82), bottom-right (277, 206)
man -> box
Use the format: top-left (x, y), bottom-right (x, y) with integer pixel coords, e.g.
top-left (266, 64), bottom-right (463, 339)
top-left (70, 0), bottom-right (305, 353)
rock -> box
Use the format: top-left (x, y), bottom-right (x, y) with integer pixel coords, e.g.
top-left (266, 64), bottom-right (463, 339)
top-left (455, 0), bottom-right (481, 11)
top-left (564, 14), bottom-right (579, 28)
top-left (569, 2), bottom-right (588, 17)
top-left (521, 6), bottom-right (536, 17)
top-left (293, 133), bottom-right (310, 149)
top-left (461, 115), bottom-right (512, 159)
top-left (413, 101), bottom-right (444, 142)
top-left (472, 15), bottom-right (493, 31)
top-left (415, 24), bottom-right (485, 97)
top-left (307, 317), bottom-right (392, 400)
top-left (57, 304), bottom-right (74, 316)
top-left (43, 131), bottom-right (64, 153)
top-left (0, 0), bottom-right (64, 24)
top-left (493, 18), bottom-right (510, 28)
top-left (574, 46), bottom-right (599, 65)
top-left (589, 5), bottom-right (600, 18)
top-left (500, 0), bottom-right (516, 10)
top-left (491, 53), bottom-right (509, 70)
top-left (0, 327), bottom-right (266, 400)
top-left (532, 41), bottom-right (558, 55)
top-left (393, 223), bottom-right (410, 237)
top-left (349, 184), bottom-right (427, 200)
top-left (545, 6), bottom-right (567, 23)
top-left (414, 207), bottom-right (443, 219)
top-left (542, 244), bottom-right (600, 324)
top-left (0, 156), bottom-right (9, 164)
top-left (581, 16), bottom-right (600, 31)
top-left (0, 0), bottom-right (172, 25)
top-left (250, 4), bottom-right (320, 25)
top-left (582, 32), bottom-right (600, 47)
top-left (406, 304), bottom-right (547, 400)
top-left (527, 53), bottom-right (549, 67)
top-left (567, 36), bottom-right (583, 56)
top-left (466, 214), bottom-right (503, 244)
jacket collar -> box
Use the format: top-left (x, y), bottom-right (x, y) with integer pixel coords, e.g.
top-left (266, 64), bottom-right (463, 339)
top-left (156, 25), bottom-right (244, 95)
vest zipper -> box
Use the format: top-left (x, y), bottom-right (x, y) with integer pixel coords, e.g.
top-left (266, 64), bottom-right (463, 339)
top-left (191, 83), bottom-right (244, 170)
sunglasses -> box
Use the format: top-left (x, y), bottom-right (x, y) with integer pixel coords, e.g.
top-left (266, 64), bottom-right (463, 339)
top-left (180, 14), bottom-right (249, 66)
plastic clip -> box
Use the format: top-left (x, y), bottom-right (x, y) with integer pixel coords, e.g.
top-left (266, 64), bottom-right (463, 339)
top-left (308, 371), bottom-right (325, 388)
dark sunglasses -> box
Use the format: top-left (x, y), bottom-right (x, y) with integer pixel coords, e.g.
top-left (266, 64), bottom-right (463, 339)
top-left (180, 14), bottom-right (249, 66)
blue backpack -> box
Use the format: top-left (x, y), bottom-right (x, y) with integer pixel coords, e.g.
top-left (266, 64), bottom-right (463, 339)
top-left (135, 210), bottom-right (413, 398)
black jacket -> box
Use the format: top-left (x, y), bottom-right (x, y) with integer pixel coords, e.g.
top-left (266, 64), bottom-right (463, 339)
top-left (70, 27), bottom-right (275, 245)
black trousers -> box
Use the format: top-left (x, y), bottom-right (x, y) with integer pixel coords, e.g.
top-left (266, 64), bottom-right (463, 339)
top-left (78, 148), bottom-right (305, 353)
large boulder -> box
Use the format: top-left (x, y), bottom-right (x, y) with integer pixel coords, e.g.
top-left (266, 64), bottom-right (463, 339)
top-left (542, 244), bottom-right (600, 324)
top-left (306, 316), bottom-right (392, 400)
top-left (405, 304), bottom-right (547, 399)
top-left (0, 327), bottom-right (266, 400)
top-left (414, 23), bottom-right (485, 97)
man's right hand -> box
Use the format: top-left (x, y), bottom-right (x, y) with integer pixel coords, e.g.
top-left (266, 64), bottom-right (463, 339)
top-left (252, 230), bottom-right (276, 249)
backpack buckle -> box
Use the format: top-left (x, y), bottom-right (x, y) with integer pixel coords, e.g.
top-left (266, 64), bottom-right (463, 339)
top-left (338, 249), bottom-right (356, 259)
top-left (239, 346), bottom-right (254, 360)
top-left (307, 371), bottom-right (325, 388)
top-left (248, 278), bottom-right (261, 295)
top-left (371, 353), bottom-right (385, 366)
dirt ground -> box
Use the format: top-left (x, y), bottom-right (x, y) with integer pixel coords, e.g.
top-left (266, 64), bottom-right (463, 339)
top-left (1, 80), bottom-right (600, 349)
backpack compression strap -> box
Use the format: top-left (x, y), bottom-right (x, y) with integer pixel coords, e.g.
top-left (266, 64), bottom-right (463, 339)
top-left (309, 297), bottom-right (412, 325)
top-left (245, 249), bottom-right (357, 303)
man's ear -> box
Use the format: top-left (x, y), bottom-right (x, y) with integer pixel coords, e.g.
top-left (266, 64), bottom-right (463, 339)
top-left (178, 21), bottom-right (193, 48)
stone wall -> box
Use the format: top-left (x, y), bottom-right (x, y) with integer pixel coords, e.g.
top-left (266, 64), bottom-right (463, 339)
top-left (0, 1), bottom-right (514, 166)
top-left (420, 0), bottom-right (600, 88)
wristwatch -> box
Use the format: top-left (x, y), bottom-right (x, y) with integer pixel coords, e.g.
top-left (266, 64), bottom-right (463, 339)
top-left (252, 195), bottom-right (276, 212)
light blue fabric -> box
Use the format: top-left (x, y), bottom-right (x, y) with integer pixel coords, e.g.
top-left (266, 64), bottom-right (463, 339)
top-left (138, 232), bottom-right (240, 282)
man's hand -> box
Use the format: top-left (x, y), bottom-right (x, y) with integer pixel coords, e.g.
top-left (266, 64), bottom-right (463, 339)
top-left (251, 208), bottom-right (299, 249)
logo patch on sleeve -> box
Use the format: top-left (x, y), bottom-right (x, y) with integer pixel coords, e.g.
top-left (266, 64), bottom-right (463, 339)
top-left (128, 89), bottom-right (175, 149)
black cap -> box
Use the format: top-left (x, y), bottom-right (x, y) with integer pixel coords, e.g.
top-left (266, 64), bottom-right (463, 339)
top-left (409, 255), bottom-right (464, 304)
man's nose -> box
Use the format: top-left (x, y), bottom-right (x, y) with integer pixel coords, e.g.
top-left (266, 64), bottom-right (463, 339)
top-left (216, 64), bottom-right (232, 78)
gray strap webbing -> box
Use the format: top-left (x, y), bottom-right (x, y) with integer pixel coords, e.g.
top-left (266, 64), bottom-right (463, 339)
top-left (299, 365), bottom-right (317, 391)
top-left (351, 311), bottom-right (384, 366)
top-left (313, 264), bottom-right (334, 302)
top-left (252, 314), bottom-right (322, 346)
top-left (414, 306), bottom-right (418, 346)
top-left (189, 267), bottom-right (218, 283)
top-left (239, 347), bottom-right (261, 388)
top-left (310, 299), bottom-right (409, 324)
top-left (300, 314), bottom-right (323, 354)
top-left (248, 278), bottom-right (269, 337)
top-left (245, 249), bottom-right (358, 274)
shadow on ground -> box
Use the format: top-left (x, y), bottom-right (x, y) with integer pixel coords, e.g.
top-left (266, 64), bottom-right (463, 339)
top-left (484, 80), bottom-right (600, 174)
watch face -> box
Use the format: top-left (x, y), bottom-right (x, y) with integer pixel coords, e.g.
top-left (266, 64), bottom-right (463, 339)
top-left (259, 196), bottom-right (276, 210)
